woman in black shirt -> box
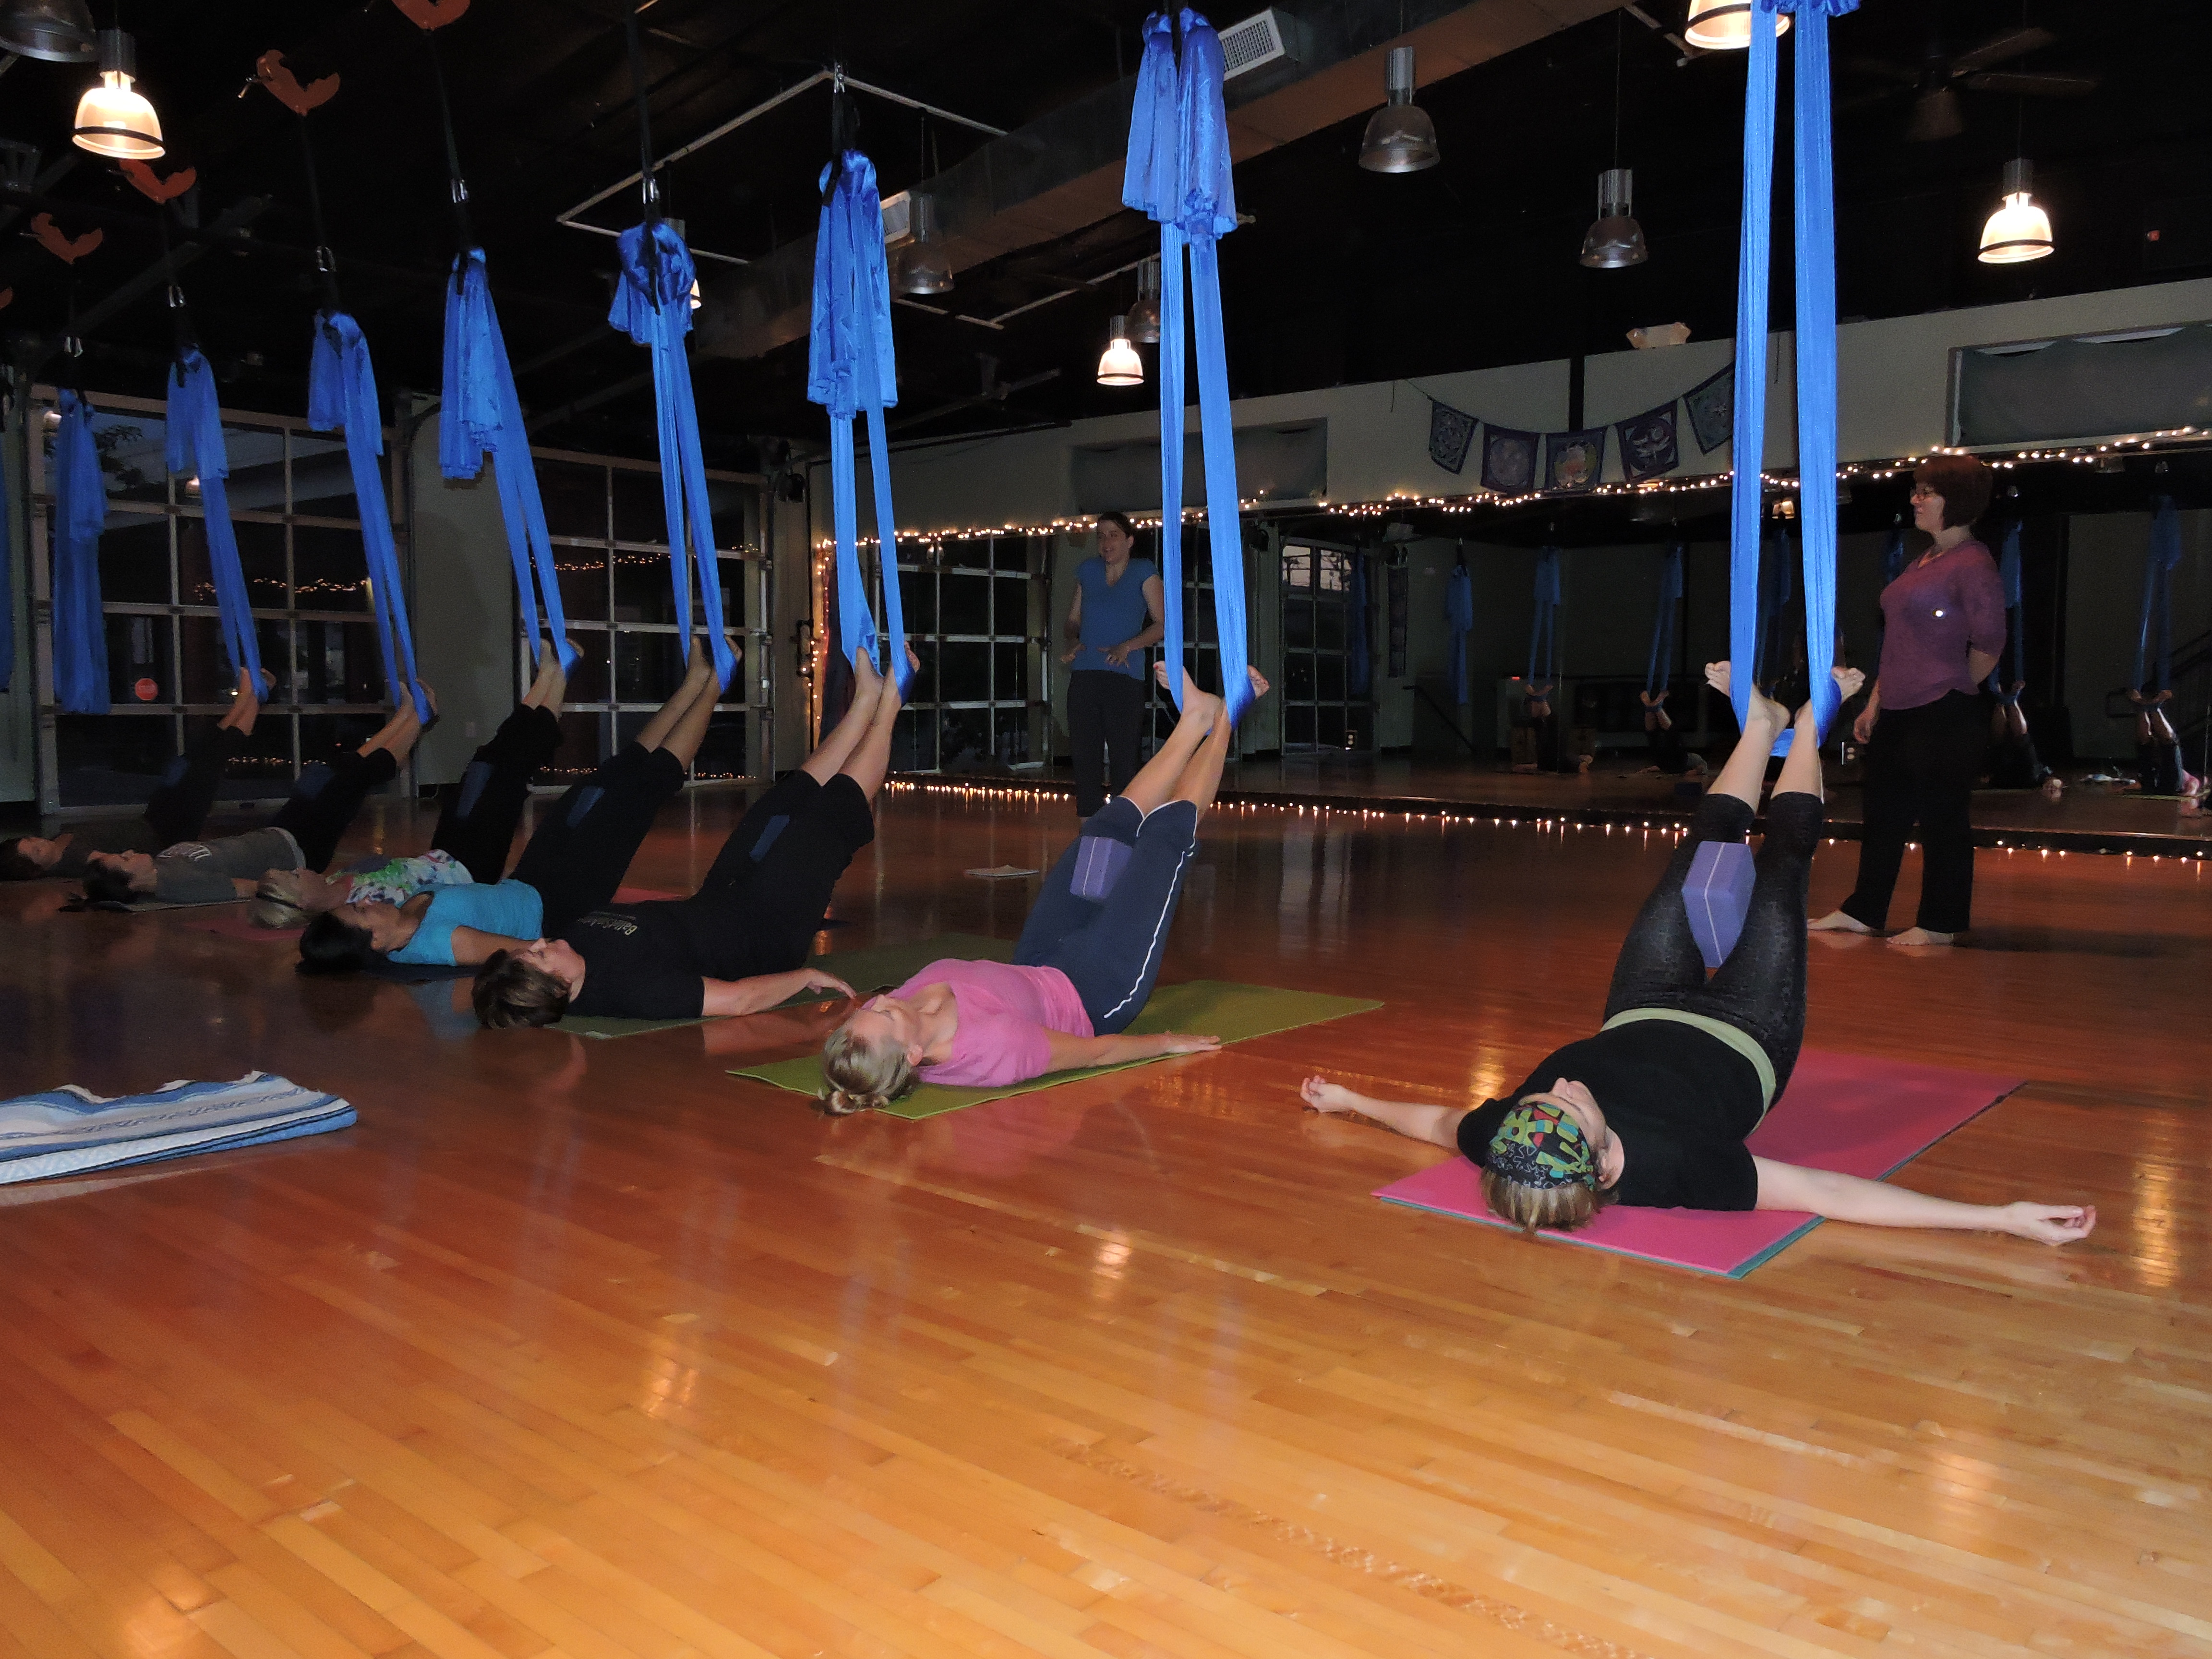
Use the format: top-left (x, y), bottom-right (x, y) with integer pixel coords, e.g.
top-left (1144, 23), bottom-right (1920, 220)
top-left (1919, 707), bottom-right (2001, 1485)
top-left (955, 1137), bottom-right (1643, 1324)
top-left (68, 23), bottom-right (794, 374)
top-left (1305, 662), bottom-right (2096, 1247)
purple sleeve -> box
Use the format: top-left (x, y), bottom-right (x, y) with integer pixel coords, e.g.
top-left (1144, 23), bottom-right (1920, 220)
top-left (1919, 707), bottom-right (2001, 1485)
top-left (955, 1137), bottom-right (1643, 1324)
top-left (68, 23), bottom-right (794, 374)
top-left (921, 1010), bottom-right (1054, 1087)
top-left (1960, 552), bottom-right (2007, 658)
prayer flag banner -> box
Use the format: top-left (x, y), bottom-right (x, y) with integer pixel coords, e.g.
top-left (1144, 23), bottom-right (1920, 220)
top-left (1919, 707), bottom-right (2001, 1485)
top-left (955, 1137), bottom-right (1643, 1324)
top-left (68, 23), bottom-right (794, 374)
top-left (1545, 428), bottom-right (1607, 493)
top-left (1684, 361), bottom-right (1735, 454)
top-left (1481, 425), bottom-right (1539, 494)
top-left (1427, 398), bottom-right (1476, 473)
top-left (1616, 400), bottom-right (1680, 482)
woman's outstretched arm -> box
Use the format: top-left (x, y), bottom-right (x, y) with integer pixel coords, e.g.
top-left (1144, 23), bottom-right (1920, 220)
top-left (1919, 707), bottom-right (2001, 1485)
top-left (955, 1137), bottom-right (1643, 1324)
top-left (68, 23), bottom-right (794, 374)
top-left (1753, 1158), bottom-right (2095, 1244)
top-left (1301, 1078), bottom-right (1466, 1149)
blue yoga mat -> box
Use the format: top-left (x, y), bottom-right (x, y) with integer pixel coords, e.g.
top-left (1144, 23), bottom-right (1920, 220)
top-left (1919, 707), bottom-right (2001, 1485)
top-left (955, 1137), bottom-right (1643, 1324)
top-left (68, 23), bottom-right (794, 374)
top-left (0, 1072), bottom-right (355, 1184)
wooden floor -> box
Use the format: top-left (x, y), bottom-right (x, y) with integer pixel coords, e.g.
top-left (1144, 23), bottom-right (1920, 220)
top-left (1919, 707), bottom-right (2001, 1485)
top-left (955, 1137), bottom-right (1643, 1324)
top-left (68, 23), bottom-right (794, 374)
top-left (0, 784), bottom-right (2207, 1659)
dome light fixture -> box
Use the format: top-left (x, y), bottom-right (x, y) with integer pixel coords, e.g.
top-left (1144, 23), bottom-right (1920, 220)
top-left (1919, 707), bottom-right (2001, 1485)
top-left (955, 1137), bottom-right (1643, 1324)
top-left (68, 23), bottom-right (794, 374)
top-left (1358, 46), bottom-right (1438, 174)
top-left (0, 0), bottom-right (96, 61)
top-left (72, 28), bottom-right (164, 160)
top-left (1096, 315), bottom-right (1143, 387)
top-left (1580, 168), bottom-right (1648, 268)
top-left (898, 192), bottom-right (952, 296)
top-left (1683, 0), bottom-right (1788, 51)
top-left (1978, 158), bottom-right (2054, 263)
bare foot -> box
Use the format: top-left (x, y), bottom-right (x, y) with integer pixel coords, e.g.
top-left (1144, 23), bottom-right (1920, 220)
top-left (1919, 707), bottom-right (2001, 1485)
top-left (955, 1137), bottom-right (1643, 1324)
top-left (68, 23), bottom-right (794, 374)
top-left (1246, 665), bottom-right (1271, 701)
top-left (1154, 660), bottom-right (1221, 721)
top-left (1705, 661), bottom-right (1731, 698)
top-left (1831, 665), bottom-right (1867, 703)
top-left (851, 648), bottom-right (884, 702)
top-left (1887, 926), bottom-right (1958, 948)
top-left (2041, 775), bottom-right (2065, 801)
top-left (1808, 910), bottom-right (1874, 934)
top-left (1300, 1077), bottom-right (1363, 1116)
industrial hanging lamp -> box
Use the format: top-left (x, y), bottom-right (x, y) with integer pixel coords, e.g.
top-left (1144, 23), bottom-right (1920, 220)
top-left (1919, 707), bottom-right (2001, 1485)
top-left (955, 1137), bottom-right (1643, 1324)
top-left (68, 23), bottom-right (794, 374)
top-left (1358, 46), bottom-right (1438, 173)
top-left (899, 192), bottom-right (952, 295)
top-left (1096, 315), bottom-right (1143, 386)
top-left (71, 27), bottom-right (163, 159)
top-left (1683, 0), bottom-right (1788, 51)
top-left (0, 0), bottom-right (96, 61)
top-left (1977, 157), bottom-right (2054, 263)
top-left (1580, 17), bottom-right (1647, 269)
top-left (1129, 254), bottom-right (1162, 344)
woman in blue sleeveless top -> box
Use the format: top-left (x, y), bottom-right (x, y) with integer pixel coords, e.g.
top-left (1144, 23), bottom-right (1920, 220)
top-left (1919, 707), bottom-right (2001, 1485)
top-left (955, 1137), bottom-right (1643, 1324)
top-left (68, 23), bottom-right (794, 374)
top-left (1061, 512), bottom-right (1166, 817)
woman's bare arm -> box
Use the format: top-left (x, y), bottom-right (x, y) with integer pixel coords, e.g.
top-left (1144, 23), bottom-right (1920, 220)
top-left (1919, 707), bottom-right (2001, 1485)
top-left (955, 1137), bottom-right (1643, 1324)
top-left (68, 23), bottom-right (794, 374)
top-left (1300, 1078), bottom-right (1466, 1148)
top-left (1043, 1028), bottom-right (1218, 1071)
top-left (1753, 1158), bottom-right (2095, 1243)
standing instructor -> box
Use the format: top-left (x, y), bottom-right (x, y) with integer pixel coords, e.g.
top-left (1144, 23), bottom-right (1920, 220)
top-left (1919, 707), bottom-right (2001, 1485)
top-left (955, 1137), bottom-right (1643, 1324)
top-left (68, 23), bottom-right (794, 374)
top-left (1061, 511), bottom-right (1166, 818)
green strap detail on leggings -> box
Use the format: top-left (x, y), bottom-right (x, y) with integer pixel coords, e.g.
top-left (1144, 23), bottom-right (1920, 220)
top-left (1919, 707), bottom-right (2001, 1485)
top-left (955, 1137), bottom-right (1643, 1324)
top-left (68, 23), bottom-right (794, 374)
top-left (1601, 1007), bottom-right (1778, 1114)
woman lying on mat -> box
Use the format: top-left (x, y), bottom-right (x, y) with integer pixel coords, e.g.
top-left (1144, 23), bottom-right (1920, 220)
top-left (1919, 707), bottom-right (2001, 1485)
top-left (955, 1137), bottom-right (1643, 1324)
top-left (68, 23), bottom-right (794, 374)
top-left (1303, 662), bottom-right (2097, 1247)
top-left (1, 667), bottom-right (268, 881)
top-left (469, 643), bottom-right (916, 1027)
top-left (75, 686), bottom-right (429, 909)
top-left (299, 638), bottom-right (727, 974)
top-left (817, 661), bottom-right (1267, 1116)
top-left (256, 641), bottom-right (575, 930)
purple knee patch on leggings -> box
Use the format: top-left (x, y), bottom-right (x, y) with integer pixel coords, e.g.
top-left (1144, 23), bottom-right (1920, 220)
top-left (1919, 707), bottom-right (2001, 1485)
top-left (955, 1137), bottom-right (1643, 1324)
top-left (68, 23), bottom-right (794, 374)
top-left (1070, 835), bottom-right (1133, 902)
top-left (1685, 841), bottom-right (1755, 970)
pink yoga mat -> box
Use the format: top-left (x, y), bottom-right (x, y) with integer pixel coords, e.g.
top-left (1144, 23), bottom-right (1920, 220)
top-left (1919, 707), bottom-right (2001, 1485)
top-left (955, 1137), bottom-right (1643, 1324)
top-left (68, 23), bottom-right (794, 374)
top-left (1373, 1050), bottom-right (2021, 1277)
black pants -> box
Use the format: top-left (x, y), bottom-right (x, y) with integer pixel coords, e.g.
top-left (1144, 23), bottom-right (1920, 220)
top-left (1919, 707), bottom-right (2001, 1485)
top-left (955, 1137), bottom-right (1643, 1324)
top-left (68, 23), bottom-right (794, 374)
top-left (271, 747), bottom-right (398, 872)
top-left (1840, 690), bottom-right (1987, 933)
top-left (1067, 670), bottom-right (1147, 817)
top-left (688, 769), bottom-right (878, 973)
top-left (1647, 722), bottom-right (1690, 776)
top-left (512, 743), bottom-right (686, 936)
top-left (142, 726), bottom-right (250, 848)
top-left (1603, 790), bottom-right (1822, 1096)
top-left (1015, 795), bottom-right (1198, 1032)
top-left (430, 705), bottom-right (564, 884)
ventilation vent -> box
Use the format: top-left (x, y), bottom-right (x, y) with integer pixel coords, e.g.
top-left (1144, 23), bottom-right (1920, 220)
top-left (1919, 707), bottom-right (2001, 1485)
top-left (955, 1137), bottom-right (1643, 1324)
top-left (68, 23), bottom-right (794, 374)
top-left (1219, 9), bottom-right (1292, 78)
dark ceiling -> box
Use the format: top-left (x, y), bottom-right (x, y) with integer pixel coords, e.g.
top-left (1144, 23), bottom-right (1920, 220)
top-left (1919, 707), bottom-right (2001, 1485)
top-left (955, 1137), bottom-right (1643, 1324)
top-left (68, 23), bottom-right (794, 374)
top-left (2, 0), bottom-right (2207, 471)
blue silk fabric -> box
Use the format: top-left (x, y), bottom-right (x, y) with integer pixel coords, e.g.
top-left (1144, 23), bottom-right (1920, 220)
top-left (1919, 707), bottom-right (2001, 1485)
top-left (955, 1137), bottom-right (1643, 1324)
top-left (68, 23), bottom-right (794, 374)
top-left (2136, 495), bottom-right (2181, 693)
top-left (1646, 543), bottom-right (1684, 693)
top-left (607, 220), bottom-right (738, 692)
top-left (51, 391), bottom-right (109, 714)
top-left (166, 349), bottom-right (263, 687)
top-left (1527, 547), bottom-right (1561, 688)
top-left (807, 150), bottom-right (911, 696)
top-left (307, 312), bottom-right (430, 716)
top-left (1445, 563), bottom-right (1474, 706)
top-left (442, 249), bottom-right (578, 674)
top-left (1123, 9), bottom-right (1252, 722)
top-left (1728, 0), bottom-right (1857, 752)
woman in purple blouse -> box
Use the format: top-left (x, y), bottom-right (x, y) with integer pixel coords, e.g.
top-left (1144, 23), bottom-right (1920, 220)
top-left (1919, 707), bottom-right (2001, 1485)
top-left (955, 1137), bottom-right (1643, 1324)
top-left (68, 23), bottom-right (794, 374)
top-left (1813, 455), bottom-right (2005, 947)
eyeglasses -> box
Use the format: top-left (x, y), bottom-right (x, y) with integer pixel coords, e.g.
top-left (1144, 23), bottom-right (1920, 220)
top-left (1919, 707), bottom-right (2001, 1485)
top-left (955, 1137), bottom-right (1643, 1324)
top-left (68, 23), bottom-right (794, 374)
top-left (1909, 485), bottom-right (1939, 502)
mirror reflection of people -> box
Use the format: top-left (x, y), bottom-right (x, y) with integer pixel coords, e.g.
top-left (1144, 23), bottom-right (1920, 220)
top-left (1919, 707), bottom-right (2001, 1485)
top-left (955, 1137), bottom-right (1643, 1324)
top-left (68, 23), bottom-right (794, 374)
top-left (1061, 511), bottom-right (1165, 818)
top-left (1985, 682), bottom-right (2063, 801)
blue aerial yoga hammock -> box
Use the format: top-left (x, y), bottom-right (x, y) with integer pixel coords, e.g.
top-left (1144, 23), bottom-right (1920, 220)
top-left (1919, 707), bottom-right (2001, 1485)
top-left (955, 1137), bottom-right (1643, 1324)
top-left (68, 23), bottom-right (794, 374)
top-left (1445, 558), bottom-right (1474, 706)
top-left (608, 222), bottom-right (737, 692)
top-left (166, 349), bottom-right (264, 688)
top-left (807, 149), bottom-right (912, 696)
top-left (2134, 495), bottom-right (2182, 695)
top-left (1124, 8), bottom-right (1252, 721)
top-left (1527, 547), bottom-right (1562, 689)
top-left (51, 390), bottom-right (109, 714)
top-left (1726, 0), bottom-right (1854, 752)
top-left (308, 313), bottom-right (429, 716)
top-left (443, 250), bottom-right (578, 674)
top-left (1645, 543), bottom-right (1684, 694)
top-left (1985, 521), bottom-right (2024, 700)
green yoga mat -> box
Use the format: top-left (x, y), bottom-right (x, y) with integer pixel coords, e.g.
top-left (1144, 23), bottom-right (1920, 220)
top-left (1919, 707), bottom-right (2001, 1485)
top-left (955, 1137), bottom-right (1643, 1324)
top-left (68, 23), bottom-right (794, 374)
top-left (729, 979), bottom-right (1382, 1118)
top-left (553, 932), bottom-right (1017, 1041)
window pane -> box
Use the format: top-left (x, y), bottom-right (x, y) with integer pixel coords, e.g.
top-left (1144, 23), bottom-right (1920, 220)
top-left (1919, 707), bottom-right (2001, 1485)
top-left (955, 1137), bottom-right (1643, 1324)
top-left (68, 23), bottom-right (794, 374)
top-left (994, 537), bottom-right (1031, 574)
top-left (691, 711), bottom-right (748, 781)
top-left (56, 713), bottom-right (177, 808)
top-left (1284, 705), bottom-right (1315, 747)
top-left (182, 712), bottom-right (292, 801)
top-left (938, 709), bottom-right (991, 764)
top-left (220, 428), bottom-right (289, 516)
top-left (897, 569), bottom-right (936, 634)
top-left (992, 577), bottom-right (1028, 636)
top-left (1317, 707), bottom-right (1346, 747)
top-left (293, 525), bottom-right (371, 612)
top-left (613, 548), bottom-right (680, 624)
top-left (993, 707), bottom-right (1031, 765)
top-left (560, 628), bottom-right (611, 704)
top-left (232, 518), bottom-right (289, 607)
top-left (543, 712), bottom-right (604, 780)
top-left (902, 642), bottom-right (938, 705)
top-left (715, 554), bottom-right (747, 628)
top-left (615, 630), bottom-right (683, 703)
top-left (893, 707), bottom-right (937, 772)
top-left (707, 481), bottom-right (757, 553)
top-left (180, 615), bottom-right (245, 704)
top-left (994, 642), bottom-right (1027, 703)
top-left (537, 461), bottom-right (607, 540)
top-left (1286, 651), bottom-right (1315, 699)
top-left (1316, 654), bottom-right (1345, 702)
top-left (1282, 546), bottom-right (1311, 589)
top-left (1315, 602), bottom-right (1345, 651)
top-left (289, 436), bottom-right (359, 519)
top-left (86, 411), bottom-right (168, 504)
top-left (294, 619), bottom-right (385, 704)
top-left (555, 544), bottom-right (609, 622)
top-left (1283, 599), bottom-right (1314, 649)
top-left (108, 614), bottom-right (175, 706)
top-left (938, 641), bottom-right (989, 702)
top-left (299, 712), bottom-right (386, 765)
top-left (99, 513), bottom-right (171, 604)
top-left (610, 469), bottom-right (667, 543)
top-left (940, 574), bottom-right (989, 635)
top-left (947, 538), bottom-right (991, 571)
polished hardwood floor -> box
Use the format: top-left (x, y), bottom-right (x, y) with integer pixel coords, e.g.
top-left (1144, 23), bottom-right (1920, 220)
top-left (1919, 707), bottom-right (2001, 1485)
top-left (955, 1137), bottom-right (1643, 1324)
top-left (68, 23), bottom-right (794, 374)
top-left (0, 782), bottom-right (2206, 1659)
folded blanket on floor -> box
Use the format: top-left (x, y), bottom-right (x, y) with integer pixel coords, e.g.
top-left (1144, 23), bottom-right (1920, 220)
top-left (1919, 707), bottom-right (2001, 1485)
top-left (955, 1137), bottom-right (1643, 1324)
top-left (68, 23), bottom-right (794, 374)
top-left (0, 1072), bottom-right (355, 1184)
top-left (731, 979), bottom-right (1384, 1118)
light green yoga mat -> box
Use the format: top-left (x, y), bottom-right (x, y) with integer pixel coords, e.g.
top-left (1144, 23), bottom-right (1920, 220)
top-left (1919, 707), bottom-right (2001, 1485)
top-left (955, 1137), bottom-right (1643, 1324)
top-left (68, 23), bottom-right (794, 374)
top-left (729, 978), bottom-right (1382, 1118)
top-left (554, 932), bottom-right (1017, 1041)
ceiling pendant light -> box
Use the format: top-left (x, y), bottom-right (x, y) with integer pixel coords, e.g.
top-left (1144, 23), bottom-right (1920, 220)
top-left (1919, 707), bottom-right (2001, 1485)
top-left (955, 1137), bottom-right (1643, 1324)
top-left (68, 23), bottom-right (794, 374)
top-left (0, 0), bottom-right (97, 61)
top-left (898, 192), bottom-right (952, 296)
top-left (72, 27), bottom-right (163, 159)
top-left (1977, 157), bottom-right (2054, 263)
top-left (1129, 255), bottom-right (1162, 344)
top-left (1581, 168), bottom-right (1647, 268)
top-left (1358, 46), bottom-right (1438, 174)
top-left (1683, 0), bottom-right (1788, 51)
top-left (1096, 315), bottom-right (1143, 387)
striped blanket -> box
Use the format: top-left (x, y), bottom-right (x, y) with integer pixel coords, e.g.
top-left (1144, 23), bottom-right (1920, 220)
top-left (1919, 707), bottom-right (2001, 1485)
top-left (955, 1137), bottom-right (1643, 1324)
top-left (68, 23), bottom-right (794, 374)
top-left (0, 1073), bottom-right (355, 1184)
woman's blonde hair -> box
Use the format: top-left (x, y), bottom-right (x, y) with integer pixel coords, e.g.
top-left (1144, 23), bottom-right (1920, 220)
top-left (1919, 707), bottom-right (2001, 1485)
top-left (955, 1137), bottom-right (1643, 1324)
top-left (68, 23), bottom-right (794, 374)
top-left (249, 874), bottom-right (309, 930)
top-left (1480, 1167), bottom-right (1612, 1236)
top-left (818, 1019), bottom-right (917, 1117)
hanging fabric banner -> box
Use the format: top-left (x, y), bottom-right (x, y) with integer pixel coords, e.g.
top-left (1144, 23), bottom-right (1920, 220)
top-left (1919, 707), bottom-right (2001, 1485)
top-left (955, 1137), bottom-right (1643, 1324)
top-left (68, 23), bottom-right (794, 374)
top-left (443, 249), bottom-right (579, 674)
top-left (51, 390), bottom-right (109, 714)
top-left (1527, 547), bottom-right (1562, 688)
top-left (808, 149), bottom-right (912, 695)
top-left (1645, 542), bottom-right (1684, 693)
top-left (1986, 521), bottom-right (2023, 697)
top-left (607, 222), bottom-right (737, 691)
top-left (166, 349), bottom-right (264, 688)
top-left (1445, 557), bottom-right (1473, 706)
top-left (1727, 0), bottom-right (1854, 753)
top-left (1481, 426), bottom-right (1539, 495)
top-left (2135, 495), bottom-right (2181, 694)
top-left (1427, 399), bottom-right (1476, 474)
top-left (307, 312), bottom-right (429, 716)
top-left (1683, 361), bottom-right (1735, 454)
top-left (1617, 402), bottom-right (1680, 482)
top-left (1123, 9), bottom-right (1252, 721)
top-left (1545, 429), bottom-right (1607, 493)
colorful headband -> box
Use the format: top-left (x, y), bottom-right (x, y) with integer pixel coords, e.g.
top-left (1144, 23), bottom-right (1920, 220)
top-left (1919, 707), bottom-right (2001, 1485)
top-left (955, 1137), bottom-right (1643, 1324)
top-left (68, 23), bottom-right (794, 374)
top-left (1486, 1099), bottom-right (1598, 1190)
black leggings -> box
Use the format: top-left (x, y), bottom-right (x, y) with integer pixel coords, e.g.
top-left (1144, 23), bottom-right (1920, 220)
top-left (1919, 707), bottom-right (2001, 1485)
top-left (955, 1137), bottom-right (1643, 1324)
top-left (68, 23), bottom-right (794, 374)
top-left (1840, 690), bottom-right (1987, 933)
top-left (1602, 790), bottom-right (1823, 1096)
top-left (430, 705), bottom-right (564, 884)
top-left (142, 725), bottom-right (250, 848)
top-left (510, 743), bottom-right (685, 935)
top-left (1067, 669), bottom-right (1147, 817)
top-left (1014, 795), bottom-right (1198, 1032)
top-left (270, 747), bottom-right (398, 872)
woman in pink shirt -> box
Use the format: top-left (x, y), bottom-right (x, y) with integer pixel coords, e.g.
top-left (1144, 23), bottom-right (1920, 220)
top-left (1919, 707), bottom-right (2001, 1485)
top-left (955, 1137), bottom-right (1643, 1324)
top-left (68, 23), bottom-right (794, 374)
top-left (1813, 455), bottom-right (2005, 946)
top-left (818, 662), bottom-right (1268, 1113)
